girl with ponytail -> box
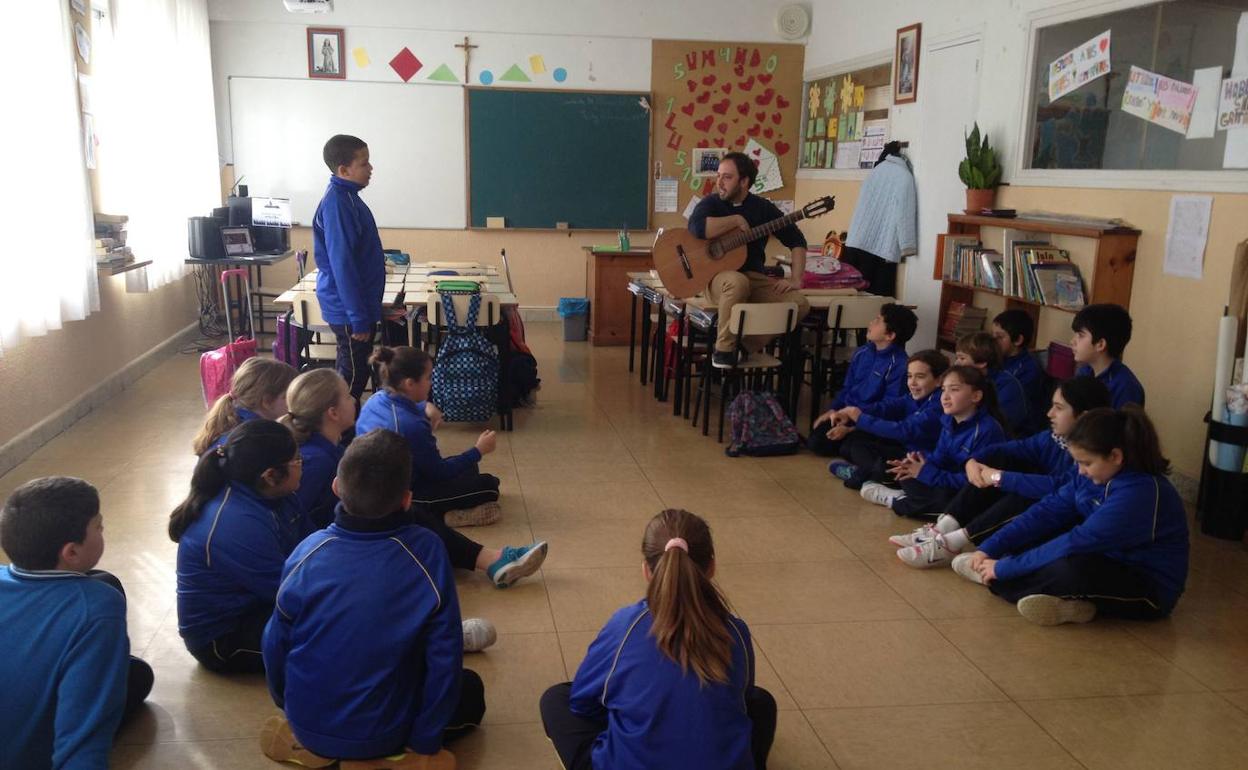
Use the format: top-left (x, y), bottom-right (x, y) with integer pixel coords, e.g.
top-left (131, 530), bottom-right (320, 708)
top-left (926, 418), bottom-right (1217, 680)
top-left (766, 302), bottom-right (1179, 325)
top-left (171, 419), bottom-right (303, 673)
top-left (862, 365), bottom-right (1008, 518)
top-left (192, 358), bottom-right (298, 455)
top-left (541, 509), bottom-right (776, 770)
top-left (956, 407), bottom-right (1189, 626)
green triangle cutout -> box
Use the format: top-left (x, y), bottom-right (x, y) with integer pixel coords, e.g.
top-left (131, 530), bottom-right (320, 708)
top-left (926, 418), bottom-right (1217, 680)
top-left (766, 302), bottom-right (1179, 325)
top-left (427, 63), bottom-right (459, 83)
top-left (499, 64), bottom-right (531, 82)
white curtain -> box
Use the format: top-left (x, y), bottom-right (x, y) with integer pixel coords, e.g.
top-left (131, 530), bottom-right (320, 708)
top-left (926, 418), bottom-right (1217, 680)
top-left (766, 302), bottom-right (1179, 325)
top-left (0, 2), bottom-right (101, 355)
top-left (94, 0), bottom-right (219, 289)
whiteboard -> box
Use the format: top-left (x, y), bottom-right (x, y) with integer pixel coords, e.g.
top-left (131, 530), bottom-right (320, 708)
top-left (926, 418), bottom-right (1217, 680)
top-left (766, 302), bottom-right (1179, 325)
top-left (228, 77), bottom-right (466, 229)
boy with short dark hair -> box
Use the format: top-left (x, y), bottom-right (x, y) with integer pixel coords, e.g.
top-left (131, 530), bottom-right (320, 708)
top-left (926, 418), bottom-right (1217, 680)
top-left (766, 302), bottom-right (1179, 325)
top-left (262, 429), bottom-right (484, 770)
top-left (0, 477), bottom-right (153, 770)
top-left (956, 331), bottom-right (1029, 435)
top-left (1070, 303), bottom-right (1145, 407)
top-left (992, 309), bottom-right (1046, 427)
top-left (315, 134), bottom-right (387, 401)
top-left (809, 302), bottom-right (916, 456)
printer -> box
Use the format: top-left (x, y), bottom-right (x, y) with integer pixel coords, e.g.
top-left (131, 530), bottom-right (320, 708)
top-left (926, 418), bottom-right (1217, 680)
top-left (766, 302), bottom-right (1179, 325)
top-left (188, 189), bottom-right (291, 259)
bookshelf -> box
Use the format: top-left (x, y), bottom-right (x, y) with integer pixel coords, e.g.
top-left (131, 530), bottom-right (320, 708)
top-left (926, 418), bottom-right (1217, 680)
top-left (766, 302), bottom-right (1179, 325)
top-left (933, 213), bottom-right (1140, 350)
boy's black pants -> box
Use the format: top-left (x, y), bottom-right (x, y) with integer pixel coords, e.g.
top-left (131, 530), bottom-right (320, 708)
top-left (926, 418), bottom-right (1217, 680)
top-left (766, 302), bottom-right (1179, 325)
top-left (989, 553), bottom-right (1168, 620)
top-left (329, 323), bottom-right (376, 401)
top-left (412, 464), bottom-right (501, 516)
top-left (945, 485), bottom-right (1037, 545)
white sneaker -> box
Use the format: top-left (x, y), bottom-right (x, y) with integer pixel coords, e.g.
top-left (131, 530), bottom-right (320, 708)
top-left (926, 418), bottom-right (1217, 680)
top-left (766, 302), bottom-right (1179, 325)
top-left (1016, 594), bottom-right (1097, 626)
top-left (860, 482), bottom-right (906, 508)
top-left (896, 534), bottom-right (959, 569)
top-left (951, 553), bottom-right (986, 585)
top-left (889, 523), bottom-right (936, 548)
top-left (462, 617), bottom-right (498, 652)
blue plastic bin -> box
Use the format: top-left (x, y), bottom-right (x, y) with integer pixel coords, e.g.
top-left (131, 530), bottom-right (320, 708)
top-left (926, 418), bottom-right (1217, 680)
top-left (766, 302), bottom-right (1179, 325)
top-left (558, 298), bottom-right (590, 341)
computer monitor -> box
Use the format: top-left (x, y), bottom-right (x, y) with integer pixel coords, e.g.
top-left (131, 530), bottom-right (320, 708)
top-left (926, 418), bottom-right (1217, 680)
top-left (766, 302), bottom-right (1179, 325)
top-left (226, 195), bottom-right (291, 254)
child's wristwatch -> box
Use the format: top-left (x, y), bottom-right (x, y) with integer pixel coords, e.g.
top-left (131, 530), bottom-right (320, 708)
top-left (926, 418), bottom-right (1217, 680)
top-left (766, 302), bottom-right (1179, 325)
top-left (989, 471), bottom-right (1003, 486)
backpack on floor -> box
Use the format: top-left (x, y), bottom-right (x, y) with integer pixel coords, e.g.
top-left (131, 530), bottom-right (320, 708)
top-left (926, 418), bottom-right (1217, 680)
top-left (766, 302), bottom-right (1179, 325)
top-left (431, 292), bottom-right (499, 423)
top-left (272, 310), bottom-right (313, 369)
top-left (726, 391), bottom-right (800, 457)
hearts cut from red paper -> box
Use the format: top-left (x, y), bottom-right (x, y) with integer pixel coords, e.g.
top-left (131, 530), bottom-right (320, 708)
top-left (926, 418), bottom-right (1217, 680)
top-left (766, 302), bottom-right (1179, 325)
top-left (1099, 37), bottom-right (1108, 52)
top-left (755, 110), bottom-right (766, 122)
top-left (735, 136), bottom-right (746, 147)
top-left (696, 139), bottom-right (709, 148)
top-left (771, 112), bottom-right (782, 125)
top-left (734, 64), bottom-right (745, 76)
top-left (763, 127), bottom-right (774, 138)
top-left (750, 50), bottom-right (761, 67)
top-left (775, 141), bottom-right (790, 156)
top-left (776, 95), bottom-right (790, 109)
top-left (712, 99), bottom-right (730, 114)
top-left (721, 83), bottom-right (732, 94)
top-left (759, 73), bottom-right (773, 85)
top-left (736, 102), bottom-right (750, 115)
top-left (755, 88), bottom-right (775, 106)
top-left (738, 75), bottom-right (755, 91)
top-left (686, 80), bottom-right (697, 92)
top-left (701, 74), bottom-right (716, 86)
top-left (681, 103), bottom-right (696, 116)
top-left (747, 123), bottom-right (761, 137)
top-left (693, 114), bottom-right (714, 132)
top-left (717, 122), bottom-right (727, 134)
top-left (697, 91), bottom-right (711, 104)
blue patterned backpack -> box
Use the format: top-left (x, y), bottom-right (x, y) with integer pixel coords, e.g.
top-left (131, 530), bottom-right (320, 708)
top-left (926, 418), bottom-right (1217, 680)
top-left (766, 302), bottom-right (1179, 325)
top-left (725, 391), bottom-right (800, 457)
top-left (431, 292), bottom-right (499, 423)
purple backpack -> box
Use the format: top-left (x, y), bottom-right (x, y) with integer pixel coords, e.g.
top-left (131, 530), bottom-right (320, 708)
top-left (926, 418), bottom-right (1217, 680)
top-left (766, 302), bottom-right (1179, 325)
top-left (726, 391), bottom-right (800, 457)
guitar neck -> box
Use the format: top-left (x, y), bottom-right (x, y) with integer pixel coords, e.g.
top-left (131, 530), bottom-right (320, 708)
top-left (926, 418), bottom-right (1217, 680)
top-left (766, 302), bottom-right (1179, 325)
top-left (717, 210), bottom-right (807, 251)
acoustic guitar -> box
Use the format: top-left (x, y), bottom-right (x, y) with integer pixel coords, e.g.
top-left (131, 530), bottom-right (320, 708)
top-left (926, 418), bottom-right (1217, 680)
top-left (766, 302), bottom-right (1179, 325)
top-left (651, 196), bottom-right (836, 299)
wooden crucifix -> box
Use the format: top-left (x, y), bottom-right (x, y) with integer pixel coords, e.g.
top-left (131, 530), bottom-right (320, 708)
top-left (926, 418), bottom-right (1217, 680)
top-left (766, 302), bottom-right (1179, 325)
top-left (454, 36), bottom-right (478, 84)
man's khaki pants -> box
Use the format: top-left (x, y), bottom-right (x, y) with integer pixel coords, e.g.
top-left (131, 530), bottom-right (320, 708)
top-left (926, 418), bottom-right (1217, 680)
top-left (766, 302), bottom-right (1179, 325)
top-left (705, 271), bottom-right (811, 353)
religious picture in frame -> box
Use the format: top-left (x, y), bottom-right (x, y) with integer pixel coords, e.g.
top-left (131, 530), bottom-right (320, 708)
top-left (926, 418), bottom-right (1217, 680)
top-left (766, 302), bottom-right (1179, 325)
top-left (893, 23), bottom-right (921, 105)
top-left (307, 27), bottom-right (346, 80)
top-left (692, 147), bottom-right (727, 178)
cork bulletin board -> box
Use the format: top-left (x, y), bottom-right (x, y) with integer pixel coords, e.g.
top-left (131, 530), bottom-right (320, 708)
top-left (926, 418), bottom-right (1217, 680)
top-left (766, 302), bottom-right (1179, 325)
top-left (650, 40), bottom-right (806, 232)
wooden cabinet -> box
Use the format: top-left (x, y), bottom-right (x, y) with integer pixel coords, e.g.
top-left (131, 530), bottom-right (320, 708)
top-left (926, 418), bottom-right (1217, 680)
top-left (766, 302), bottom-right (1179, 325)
top-left (584, 247), bottom-right (654, 346)
top-left (933, 213), bottom-right (1140, 350)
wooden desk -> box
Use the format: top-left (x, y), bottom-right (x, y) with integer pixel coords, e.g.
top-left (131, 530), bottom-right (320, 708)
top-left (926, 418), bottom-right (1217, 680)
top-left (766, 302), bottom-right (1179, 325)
top-left (583, 246), bottom-right (653, 346)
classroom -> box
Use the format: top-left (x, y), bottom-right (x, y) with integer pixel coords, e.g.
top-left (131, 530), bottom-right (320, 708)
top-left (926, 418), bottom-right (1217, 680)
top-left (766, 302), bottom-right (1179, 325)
top-left (4, 0), bottom-right (1248, 768)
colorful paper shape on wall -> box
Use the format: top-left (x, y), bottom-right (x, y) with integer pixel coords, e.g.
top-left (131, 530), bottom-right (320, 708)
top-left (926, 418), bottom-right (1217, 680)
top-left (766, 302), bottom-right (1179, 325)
top-left (1121, 65), bottom-right (1198, 135)
top-left (428, 63), bottom-right (459, 83)
top-left (352, 47), bottom-right (370, 68)
top-left (389, 48), bottom-right (423, 82)
top-left (744, 139), bottom-right (783, 193)
top-left (480, 70), bottom-right (494, 85)
top-left (499, 64), bottom-right (531, 82)
top-left (529, 55), bottom-right (547, 74)
top-left (1048, 30), bottom-right (1111, 102)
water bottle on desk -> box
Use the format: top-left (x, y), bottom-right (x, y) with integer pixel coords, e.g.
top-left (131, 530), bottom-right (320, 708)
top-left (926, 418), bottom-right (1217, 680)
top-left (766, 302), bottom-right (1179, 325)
top-left (618, 223), bottom-right (630, 252)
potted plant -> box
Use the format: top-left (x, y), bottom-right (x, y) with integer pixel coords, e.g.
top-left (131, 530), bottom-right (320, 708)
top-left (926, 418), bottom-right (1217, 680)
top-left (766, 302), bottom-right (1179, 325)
top-left (959, 123), bottom-right (1001, 213)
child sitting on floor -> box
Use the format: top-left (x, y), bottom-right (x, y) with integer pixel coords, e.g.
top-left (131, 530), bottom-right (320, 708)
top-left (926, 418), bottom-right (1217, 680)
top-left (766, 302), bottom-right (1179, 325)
top-left (860, 365), bottom-right (1007, 519)
top-left (952, 407), bottom-right (1187, 626)
top-left (1070, 303), bottom-right (1145, 408)
top-left (192, 357), bottom-right (297, 455)
top-left (955, 331), bottom-right (1029, 435)
top-left (991, 309), bottom-right (1047, 430)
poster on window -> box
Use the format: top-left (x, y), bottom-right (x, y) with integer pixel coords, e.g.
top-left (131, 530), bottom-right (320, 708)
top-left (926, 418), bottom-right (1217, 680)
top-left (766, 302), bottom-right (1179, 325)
top-left (1121, 66), bottom-right (1199, 135)
top-left (1048, 30), bottom-right (1111, 102)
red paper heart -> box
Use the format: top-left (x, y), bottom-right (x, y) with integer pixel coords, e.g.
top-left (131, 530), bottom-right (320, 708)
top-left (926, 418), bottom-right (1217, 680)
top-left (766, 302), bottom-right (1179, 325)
top-left (759, 73), bottom-right (773, 85)
top-left (1099, 37), bottom-right (1108, 52)
top-left (755, 111), bottom-right (766, 122)
top-left (717, 122), bottom-right (728, 134)
top-left (696, 139), bottom-right (709, 148)
top-left (697, 91), bottom-right (711, 104)
top-left (763, 127), bottom-right (774, 138)
top-left (735, 136), bottom-right (746, 147)
top-left (771, 112), bottom-right (782, 125)
top-left (734, 63), bottom-right (745, 76)
top-left (775, 140), bottom-right (790, 156)
top-left (701, 74), bottom-right (716, 86)
top-left (755, 88), bottom-right (775, 106)
top-left (747, 123), bottom-right (761, 137)
top-left (750, 49), bottom-right (761, 67)
top-left (686, 80), bottom-right (697, 92)
top-left (681, 102), bottom-right (696, 116)
top-left (736, 102), bottom-right (750, 115)
top-left (737, 75), bottom-right (756, 92)
top-left (712, 98), bottom-right (730, 114)
top-left (776, 95), bottom-right (790, 108)
top-left (721, 83), bottom-right (732, 94)
top-left (693, 114), bottom-right (714, 132)
top-left (702, 179), bottom-right (714, 195)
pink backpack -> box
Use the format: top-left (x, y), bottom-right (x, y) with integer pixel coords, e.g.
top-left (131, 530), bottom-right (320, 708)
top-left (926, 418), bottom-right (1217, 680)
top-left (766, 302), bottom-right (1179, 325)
top-left (200, 269), bottom-right (257, 407)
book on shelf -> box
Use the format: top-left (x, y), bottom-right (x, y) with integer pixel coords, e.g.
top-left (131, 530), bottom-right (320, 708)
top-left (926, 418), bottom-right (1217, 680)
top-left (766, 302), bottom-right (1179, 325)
top-left (940, 300), bottom-right (988, 342)
top-left (942, 235), bottom-right (979, 283)
top-left (1003, 230), bottom-right (1050, 298)
top-left (1053, 272), bottom-right (1086, 310)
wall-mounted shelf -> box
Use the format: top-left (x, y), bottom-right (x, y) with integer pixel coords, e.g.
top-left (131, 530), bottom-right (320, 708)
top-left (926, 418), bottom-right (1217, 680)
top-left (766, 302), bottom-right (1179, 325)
top-left (98, 260), bottom-right (151, 276)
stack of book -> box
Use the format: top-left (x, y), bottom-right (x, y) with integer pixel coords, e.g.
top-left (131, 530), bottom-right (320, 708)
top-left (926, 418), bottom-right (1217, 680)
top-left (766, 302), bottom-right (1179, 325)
top-left (942, 236), bottom-right (1006, 291)
top-left (939, 300), bottom-right (989, 344)
top-left (94, 213), bottom-right (133, 269)
top-left (1006, 243), bottom-right (1086, 309)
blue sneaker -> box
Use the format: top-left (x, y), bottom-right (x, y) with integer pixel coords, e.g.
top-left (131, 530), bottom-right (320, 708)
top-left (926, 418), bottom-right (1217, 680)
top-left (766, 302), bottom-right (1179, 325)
top-left (486, 541), bottom-right (549, 588)
top-left (828, 460), bottom-right (857, 482)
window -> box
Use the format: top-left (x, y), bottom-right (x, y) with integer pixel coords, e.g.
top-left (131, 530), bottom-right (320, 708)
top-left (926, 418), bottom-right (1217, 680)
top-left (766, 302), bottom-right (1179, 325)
top-left (1025, 0), bottom-right (1248, 171)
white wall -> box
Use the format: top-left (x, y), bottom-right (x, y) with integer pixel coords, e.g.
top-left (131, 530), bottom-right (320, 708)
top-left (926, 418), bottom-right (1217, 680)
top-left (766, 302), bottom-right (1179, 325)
top-left (208, 0), bottom-right (805, 162)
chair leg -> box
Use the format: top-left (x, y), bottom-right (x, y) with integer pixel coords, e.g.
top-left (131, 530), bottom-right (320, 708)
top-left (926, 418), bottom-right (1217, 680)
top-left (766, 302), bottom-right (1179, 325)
top-left (717, 372), bottom-right (731, 443)
top-left (701, 357), bottom-right (713, 437)
top-left (639, 300), bottom-right (652, 386)
top-left (627, 293), bottom-right (637, 373)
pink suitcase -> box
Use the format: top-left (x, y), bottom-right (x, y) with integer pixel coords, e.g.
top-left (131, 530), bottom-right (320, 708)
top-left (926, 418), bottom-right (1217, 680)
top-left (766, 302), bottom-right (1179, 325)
top-left (200, 268), bottom-right (258, 407)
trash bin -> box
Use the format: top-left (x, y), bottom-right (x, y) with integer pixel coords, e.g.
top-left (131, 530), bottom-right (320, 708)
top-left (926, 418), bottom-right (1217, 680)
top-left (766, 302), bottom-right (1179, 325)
top-left (1198, 410), bottom-right (1248, 540)
top-left (558, 297), bottom-right (590, 342)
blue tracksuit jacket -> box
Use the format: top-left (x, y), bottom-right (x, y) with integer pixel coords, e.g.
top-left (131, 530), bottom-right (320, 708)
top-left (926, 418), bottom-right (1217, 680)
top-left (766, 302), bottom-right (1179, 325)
top-left (991, 367), bottom-right (1030, 435)
top-left (1076, 360), bottom-right (1145, 408)
top-left (356, 390), bottom-right (480, 488)
top-left (830, 342), bottom-right (908, 410)
top-left (293, 433), bottom-right (344, 532)
top-left (853, 388), bottom-right (943, 452)
top-left (1003, 351), bottom-right (1048, 428)
top-left (972, 430), bottom-right (1076, 500)
top-left (313, 176), bottom-right (385, 329)
top-left (915, 409), bottom-right (1008, 490)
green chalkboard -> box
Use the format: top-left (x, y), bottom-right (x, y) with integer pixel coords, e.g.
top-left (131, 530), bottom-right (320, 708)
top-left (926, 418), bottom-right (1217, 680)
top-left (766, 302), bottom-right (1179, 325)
top-left (467, 88), bottom-right (651, 229)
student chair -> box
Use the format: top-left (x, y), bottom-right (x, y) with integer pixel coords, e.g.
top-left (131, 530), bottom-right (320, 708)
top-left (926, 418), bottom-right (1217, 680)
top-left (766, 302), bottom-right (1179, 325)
top-left (693, 302), bottom-right (799, 443)
top-left (807, 295), bottom-right (894, 426)
top-left (255, 250), bottom-right (307, 337)
top-left (288, 290), bottom-right (340, 371)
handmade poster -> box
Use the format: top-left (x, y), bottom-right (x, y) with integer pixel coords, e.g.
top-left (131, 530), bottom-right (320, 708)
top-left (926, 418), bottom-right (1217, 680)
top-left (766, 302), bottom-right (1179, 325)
top-left (682, 194), bottom-right (702, 220)
top-left (1218, 75), bottom-right (1248, 131)
top-left (1048, 30), bottom-right (1111, 102)
top-left (1225, 12), bottom-right (1248, 168)
top-left (859, 121), bottom-right (888, 167)
top-left (834, 141), bottom-right (862, 169)
top-left (654, 177), bottom-right (678, 213)
top-left (744, 139), bottom-right (783, 193)
top-left (1188, 66), bottom-right (1224, 138)
top-left (1120, 66), bottom-right (1198, 135)
top-left (1163, 194), bottom-right (1212, 280)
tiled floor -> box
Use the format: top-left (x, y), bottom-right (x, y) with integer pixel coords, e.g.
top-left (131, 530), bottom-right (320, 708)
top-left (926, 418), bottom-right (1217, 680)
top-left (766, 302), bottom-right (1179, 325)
top-left (5, 322), bottom-right (1248, 769)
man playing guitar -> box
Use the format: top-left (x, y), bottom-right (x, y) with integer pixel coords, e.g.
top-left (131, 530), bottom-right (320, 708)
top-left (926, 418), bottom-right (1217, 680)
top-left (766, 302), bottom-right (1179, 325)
top-left (688, 152), bottom-right (810, 366)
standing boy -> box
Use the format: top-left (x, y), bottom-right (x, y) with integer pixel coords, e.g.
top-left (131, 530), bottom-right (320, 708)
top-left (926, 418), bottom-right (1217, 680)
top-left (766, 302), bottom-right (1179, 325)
top-left (0, 477), bottom-right (153, 770)
top-left (1070, 303), bottom-right (1145, 408)
top-left (314, 134), bottom-right (386, 402)
top-left (261, 429), bottom-right (484, 770)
